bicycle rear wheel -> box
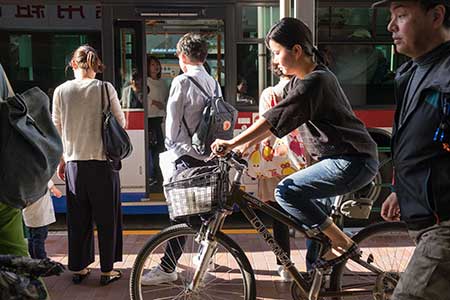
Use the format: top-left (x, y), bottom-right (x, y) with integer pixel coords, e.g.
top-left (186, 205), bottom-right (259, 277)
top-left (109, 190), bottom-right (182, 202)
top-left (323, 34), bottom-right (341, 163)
top-left (329, 222), bottom-right (415, 300)
top-left (130, 223), bottom-right (256, 300)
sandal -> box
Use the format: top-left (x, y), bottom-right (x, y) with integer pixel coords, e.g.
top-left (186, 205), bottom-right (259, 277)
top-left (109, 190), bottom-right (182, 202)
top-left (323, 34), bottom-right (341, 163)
top-left (72, 268), bottom-right (91, 284)
top-left (313, 243), bottom-right (361, 270)
top-left (100, 270), bottom-right (122, 286)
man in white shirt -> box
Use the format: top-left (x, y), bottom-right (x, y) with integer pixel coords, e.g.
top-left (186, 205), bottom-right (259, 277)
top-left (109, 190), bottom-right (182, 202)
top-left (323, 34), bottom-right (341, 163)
top-left (142, 32), bottom-right (218, 285)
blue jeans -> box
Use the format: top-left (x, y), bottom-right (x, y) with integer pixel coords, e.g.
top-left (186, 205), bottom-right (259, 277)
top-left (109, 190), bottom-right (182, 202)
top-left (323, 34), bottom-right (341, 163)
top-left (27, 226), bottom-right (49, 259)
top-left (275, 155), bottom-right (378, 229)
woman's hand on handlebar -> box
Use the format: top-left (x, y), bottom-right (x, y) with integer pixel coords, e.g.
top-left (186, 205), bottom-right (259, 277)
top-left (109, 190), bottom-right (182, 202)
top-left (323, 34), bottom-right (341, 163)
top-left (211, 139), bottom-right (234, 156)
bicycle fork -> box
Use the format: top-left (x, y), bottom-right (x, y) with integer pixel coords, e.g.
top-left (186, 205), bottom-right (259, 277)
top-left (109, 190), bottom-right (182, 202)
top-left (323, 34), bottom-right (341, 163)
top-left (188, 211), bottom-right (229, 292)
top-left (188, 238), bottom-right (218, 292)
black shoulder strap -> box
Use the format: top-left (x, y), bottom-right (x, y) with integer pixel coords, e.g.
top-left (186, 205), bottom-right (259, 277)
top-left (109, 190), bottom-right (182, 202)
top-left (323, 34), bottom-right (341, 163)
top-left (102, 81), bottom-right (112, 112)
top-left (182, 75), bottom-right (215, 138)
top-left (182, 116), bottom-right (193, 138)
top-left (185, 75), bottom-right (214, 101)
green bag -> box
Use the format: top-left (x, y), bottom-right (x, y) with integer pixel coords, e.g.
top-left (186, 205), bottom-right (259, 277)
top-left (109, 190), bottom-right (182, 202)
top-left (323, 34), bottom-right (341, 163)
top-left (0, 87), bottom-right (63, 208)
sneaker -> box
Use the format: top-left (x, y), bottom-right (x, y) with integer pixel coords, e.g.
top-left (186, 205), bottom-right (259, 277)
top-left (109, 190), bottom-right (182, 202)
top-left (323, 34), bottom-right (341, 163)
top-left (141, 266), bottom-right (178, 285)
top-left (277, 265), bottom-right (292, 282)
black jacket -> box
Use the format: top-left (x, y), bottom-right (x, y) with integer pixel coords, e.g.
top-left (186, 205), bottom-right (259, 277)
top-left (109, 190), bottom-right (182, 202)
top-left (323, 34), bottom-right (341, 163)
top-left (263, 65), bottom-right (377, 161)
top-left (392, 41), bottom-right (450, 228)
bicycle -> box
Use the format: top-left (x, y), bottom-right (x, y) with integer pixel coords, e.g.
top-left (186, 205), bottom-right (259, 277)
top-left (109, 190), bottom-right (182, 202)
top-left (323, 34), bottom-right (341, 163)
top-left (130, 151), bottom-right (415, 300)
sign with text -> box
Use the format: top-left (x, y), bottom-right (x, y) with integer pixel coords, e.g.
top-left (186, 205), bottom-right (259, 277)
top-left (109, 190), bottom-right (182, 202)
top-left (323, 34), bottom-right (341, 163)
top-left (0, 4), bottom-right (101, 30)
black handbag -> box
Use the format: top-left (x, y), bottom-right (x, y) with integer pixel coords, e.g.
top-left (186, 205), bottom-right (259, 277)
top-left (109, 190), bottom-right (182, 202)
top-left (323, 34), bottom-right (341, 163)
top-left (0, 87), bottom-right (63, 208)
top-left (102, 82), bottom-right (133, 170)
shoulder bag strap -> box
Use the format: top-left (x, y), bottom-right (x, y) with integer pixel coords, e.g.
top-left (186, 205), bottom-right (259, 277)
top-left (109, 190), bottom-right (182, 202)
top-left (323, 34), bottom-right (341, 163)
top-left (102, 81), bottom-right (112, 112)
top-left (182, 116), bottom-right (192, 138)
top-left (213, 80), bottom-right (221, 98)
top-left (181, 76), bottom-right (211, 138)
top-left (185, 75), bottom-right (212, 102)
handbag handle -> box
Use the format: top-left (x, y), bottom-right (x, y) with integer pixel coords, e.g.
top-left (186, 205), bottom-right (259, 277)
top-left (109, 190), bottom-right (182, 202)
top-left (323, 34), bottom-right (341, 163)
top-left (102, 81), bottom-right (112, 113)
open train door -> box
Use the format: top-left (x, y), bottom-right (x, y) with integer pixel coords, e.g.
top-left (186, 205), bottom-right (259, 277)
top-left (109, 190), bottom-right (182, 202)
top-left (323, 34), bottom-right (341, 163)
top-left (113, 20), bottom-right (150, 200)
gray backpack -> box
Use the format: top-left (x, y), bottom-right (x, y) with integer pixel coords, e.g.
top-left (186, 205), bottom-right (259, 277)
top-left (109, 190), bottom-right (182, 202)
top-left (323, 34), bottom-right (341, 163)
top-left (182, 76), bottom-right (238, 156)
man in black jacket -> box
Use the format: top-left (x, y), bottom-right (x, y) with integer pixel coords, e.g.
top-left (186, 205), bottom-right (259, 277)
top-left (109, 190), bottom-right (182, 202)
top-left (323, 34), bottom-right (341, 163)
top-left (374, 1), bottom-right (450, 299)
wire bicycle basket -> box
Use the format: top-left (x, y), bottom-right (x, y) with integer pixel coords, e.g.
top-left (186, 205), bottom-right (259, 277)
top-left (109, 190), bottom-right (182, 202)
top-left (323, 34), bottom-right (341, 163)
top-left (164, 165), bottom-right (228, 220)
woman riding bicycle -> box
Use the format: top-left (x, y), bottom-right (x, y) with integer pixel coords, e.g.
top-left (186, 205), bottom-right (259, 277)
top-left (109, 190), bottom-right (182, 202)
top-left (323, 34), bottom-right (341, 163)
top-left (212, 17), bottom-right (379, 266)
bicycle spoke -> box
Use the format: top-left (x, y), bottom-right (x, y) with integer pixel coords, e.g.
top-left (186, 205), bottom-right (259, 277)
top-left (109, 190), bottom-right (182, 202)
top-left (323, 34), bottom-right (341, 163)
top-left (132, 227), bottom-right (251, 300)
top-left (329, 223), bottom-right (415, 300)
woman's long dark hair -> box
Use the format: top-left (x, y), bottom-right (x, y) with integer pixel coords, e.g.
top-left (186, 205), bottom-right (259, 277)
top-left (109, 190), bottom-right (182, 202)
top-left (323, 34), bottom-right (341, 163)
top-left (265, 17), bottom-right (324, 64)
top-left (147, 55), bottom-right (162, 79)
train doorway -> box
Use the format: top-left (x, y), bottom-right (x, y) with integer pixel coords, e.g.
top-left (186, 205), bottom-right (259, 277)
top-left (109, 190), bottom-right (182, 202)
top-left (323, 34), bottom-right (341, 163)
top-left (112, 15), bottom-right (225, 201)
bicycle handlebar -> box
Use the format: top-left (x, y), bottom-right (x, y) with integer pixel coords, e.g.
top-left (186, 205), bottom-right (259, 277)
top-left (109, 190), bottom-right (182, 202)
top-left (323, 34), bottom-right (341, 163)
top-left (215, 148), bottom-right (248, 171)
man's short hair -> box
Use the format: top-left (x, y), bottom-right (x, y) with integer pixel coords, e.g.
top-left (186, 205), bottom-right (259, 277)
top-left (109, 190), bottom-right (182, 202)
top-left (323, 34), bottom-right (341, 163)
top-left (176, 33), bottom-right (209, 63)
top-left (373, 0), bottom-right (450, 28)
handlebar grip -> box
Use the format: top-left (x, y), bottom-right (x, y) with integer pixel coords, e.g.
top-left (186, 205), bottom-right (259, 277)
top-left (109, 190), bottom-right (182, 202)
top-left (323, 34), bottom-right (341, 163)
top-left (216, 145), bottom-right (225, 154)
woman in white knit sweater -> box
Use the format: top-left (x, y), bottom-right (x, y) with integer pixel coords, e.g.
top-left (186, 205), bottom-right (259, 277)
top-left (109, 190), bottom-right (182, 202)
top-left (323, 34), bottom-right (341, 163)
top-left (52, 45), bottom-right (125, 286)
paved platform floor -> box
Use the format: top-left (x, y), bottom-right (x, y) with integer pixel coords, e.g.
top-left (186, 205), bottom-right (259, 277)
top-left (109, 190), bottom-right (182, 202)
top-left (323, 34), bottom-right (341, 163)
top-left (44, 228), bottom-right (414, 300)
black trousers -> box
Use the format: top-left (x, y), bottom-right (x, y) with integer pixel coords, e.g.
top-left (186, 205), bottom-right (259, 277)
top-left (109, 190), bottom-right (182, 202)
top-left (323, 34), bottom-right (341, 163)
top-left (160, 155), bottom-right (214, 273)
top-left (65, 160), bottom-right (123, 273)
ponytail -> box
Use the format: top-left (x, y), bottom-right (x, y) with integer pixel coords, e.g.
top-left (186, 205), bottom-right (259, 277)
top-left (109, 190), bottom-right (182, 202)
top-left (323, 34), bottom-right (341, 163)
top-left (312, 47), bottom-right (325, 64)
top-left (70, 45), bottom-right (105, 73)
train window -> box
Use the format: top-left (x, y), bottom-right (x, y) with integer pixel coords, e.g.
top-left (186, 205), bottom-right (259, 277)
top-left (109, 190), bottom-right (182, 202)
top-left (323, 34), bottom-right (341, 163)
top-left (117, 26), bottom-right (144, 110)
top-left (241, 6), bottom-right (279, 39)
top-left (318, 7), bottom-right (373, 40)
top-left (145, 19), bottom-right (225, 93)
top-left (374, 8), bottom-right (392, 38)
top-left (0, 31), bottom-right (101, 98)
top-left (317, 4), bottom-right (403, 107)
top-left (236, 43), bottom-right (277, 107)
top-left (319, 43), bottom-right (395, 106)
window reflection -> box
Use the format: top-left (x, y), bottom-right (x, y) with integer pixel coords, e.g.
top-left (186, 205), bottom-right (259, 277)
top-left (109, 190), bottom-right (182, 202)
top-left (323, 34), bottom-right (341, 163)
top-left (0, 31), bottom-right (100, 96)
top-left (145, 20), bottom-right (225, 87)
top-left (237, 44), bottom-right (259, 106)
top-left (317, 4), bottom-right (408, 107)
top-left (236, 43), bottom-right (279, 107)
top-left (241, 6), bottom-right (279, 39)
top-left (320, 43), bottom-right (395, 106)
top-left (120, 69), bottom-right (144, 109)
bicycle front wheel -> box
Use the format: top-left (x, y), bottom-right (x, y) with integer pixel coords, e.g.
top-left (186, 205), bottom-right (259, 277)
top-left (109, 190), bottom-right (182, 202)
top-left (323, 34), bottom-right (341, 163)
top-left (329, 222), bottom-right (415, 300)
top-left (130, 224), bottom-right (256, 300)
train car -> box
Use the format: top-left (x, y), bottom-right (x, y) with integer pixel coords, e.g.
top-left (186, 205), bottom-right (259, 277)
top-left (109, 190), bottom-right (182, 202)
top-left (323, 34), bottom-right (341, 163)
top-left (0, 0), bottom-right (401, 219)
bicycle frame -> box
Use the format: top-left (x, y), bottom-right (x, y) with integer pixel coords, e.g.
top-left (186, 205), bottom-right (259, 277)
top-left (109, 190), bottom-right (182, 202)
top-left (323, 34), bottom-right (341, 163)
top-left (231, 187), bottom-right (324, 299)
top-left (196, 155), bottom-right (398, 299)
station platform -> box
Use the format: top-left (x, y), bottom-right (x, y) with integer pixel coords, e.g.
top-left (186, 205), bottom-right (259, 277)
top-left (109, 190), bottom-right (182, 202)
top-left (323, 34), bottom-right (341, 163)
top-left (43, 226), bottom-right (411, 300)
top-left (44, 229), bottom-right (311, 300)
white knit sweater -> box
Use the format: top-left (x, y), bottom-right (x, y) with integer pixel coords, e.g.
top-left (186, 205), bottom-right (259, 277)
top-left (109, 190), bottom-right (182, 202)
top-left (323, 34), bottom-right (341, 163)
top-left (52, 79), bottom-right (126, 162)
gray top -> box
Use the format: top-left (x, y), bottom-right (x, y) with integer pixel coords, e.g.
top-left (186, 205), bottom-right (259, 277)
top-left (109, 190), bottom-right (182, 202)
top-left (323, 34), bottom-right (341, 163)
top-left (263, 64), bottom-right (377, 161)
top-left (165, 65), bottom-right (221, 161)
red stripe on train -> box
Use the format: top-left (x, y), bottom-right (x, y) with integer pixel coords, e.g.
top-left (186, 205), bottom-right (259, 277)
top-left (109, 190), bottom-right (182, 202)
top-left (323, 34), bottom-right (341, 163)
top-left (123, 109), bottom-right (396, 131)
top-left (354, 109), bottom-right (395, 128)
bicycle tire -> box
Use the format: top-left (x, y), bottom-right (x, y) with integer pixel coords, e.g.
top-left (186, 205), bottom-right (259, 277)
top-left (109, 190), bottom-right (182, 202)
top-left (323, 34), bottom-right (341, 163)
top-left (329, 221), bottom-right (414, 300)
top-left (130, 223), bottom-right (256, 300)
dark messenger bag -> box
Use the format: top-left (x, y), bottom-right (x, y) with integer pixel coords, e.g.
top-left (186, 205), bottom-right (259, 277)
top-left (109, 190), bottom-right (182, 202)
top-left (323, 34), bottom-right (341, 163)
top-left (0, 87), bottom-right (63, 208)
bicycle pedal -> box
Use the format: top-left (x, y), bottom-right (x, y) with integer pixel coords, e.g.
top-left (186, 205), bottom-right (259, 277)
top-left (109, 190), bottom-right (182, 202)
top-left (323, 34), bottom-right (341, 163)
top-left (367, 253), bottom-right (374, 264)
